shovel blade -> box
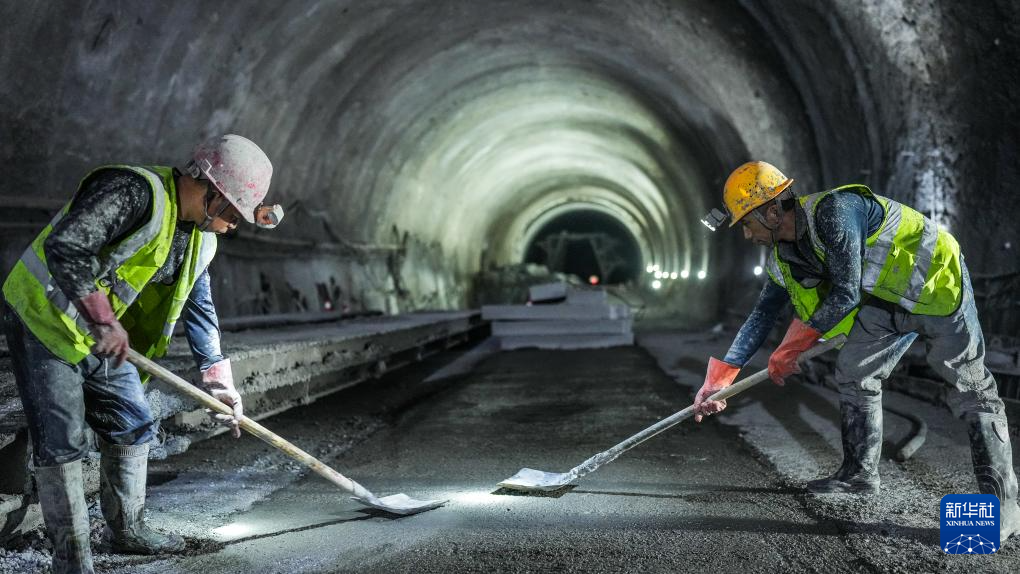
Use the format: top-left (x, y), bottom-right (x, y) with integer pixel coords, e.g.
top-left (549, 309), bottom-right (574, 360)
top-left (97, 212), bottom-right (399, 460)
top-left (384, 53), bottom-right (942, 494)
top-left (498, 467), bottom-right (575, 492)
top-left (353, 493), bottom-right (448, 515)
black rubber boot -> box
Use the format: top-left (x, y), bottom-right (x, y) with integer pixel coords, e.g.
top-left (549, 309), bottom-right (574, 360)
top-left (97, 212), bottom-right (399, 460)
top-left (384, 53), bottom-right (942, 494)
top-left (35, 461), bottom-right (95, 574)
top-left (99, 440), bottom-right (185, 555)
top-left (807, 399), bottom-right (882, 495)
top-left (967, 412), bottom-right (1020, 547)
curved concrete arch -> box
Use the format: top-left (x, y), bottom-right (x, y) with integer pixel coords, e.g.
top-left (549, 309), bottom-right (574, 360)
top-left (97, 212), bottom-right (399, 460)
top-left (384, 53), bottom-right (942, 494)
top-left (2, 0), bottom-right (1015, 321)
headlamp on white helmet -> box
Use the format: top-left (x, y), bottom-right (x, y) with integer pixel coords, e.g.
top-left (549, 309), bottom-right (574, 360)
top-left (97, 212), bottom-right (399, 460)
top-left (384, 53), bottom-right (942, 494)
top-left (185, 134), bottom-right (283, 229)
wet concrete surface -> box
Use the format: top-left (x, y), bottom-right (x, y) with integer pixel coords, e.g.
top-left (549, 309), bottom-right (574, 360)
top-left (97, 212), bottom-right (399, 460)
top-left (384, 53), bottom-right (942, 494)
top-left (640, 330), bottom-right (1020, 573)
top-left (5, 333), bottom-right (1019, 573)
top-left (102, 344), bottom-right (868, 573)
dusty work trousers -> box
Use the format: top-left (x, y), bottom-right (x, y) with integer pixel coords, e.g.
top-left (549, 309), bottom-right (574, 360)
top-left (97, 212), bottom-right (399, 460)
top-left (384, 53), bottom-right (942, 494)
top-left (3, 304), bottom-right (156, 467)
top-left (832, 266), bottom-right (1013, 484)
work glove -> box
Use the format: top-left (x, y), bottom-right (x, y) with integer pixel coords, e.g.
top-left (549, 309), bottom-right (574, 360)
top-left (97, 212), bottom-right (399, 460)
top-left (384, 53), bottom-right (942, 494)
top-left (201, 359), bottom-right (244, 438)
top-left (693, 357), bottom-right (741, 422)
top-left (73, 290), bottom-right (130, 367)
top-left (767, 318), bottom-right (823, 386)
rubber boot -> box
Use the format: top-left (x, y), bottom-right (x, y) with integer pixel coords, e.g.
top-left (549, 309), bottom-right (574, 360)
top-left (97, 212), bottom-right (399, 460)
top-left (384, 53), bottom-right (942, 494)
top-left (99, 440), bottom-right (185, 554)
top-left (966, 413), bottom-right (1020, 547)
top-left (807, 399), bottom-right (882, 495)
top-left (35, 461), bottom-right (95, 574)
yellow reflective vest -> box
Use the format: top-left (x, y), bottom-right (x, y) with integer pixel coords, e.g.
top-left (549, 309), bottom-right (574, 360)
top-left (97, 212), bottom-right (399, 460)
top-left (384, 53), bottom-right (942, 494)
top-left (2, 165), bottom-right (217, 365)
top-left (766, 184), bottom-right (963, 336)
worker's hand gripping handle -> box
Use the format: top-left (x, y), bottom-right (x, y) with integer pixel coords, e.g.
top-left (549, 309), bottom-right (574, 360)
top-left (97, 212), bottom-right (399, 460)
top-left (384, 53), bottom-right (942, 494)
top-left (706, 334), bottom-right (846, 405)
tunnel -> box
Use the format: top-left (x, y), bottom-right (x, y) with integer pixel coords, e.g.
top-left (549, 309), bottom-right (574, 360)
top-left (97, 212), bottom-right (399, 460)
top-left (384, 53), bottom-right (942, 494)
top-left (1, 1), bottom-right (1019, 572)
top-left (523, 209), bottom-right (643, 285)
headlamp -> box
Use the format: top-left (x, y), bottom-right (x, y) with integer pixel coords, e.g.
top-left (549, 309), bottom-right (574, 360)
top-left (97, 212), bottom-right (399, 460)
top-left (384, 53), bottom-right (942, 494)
top-left (700, 208), bottom-right (728, 232)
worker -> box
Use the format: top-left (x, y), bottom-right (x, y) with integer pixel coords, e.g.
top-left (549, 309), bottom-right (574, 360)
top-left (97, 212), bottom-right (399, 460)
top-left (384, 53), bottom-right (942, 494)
top-left (1, 134), bottom-right (284, 574)
top-left (693, 161), bottom-right (1018, 546)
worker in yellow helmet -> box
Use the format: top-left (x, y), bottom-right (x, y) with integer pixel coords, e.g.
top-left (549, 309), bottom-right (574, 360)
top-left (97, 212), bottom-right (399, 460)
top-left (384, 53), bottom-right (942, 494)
top-left (696, 161), bottom-right (1017, 547)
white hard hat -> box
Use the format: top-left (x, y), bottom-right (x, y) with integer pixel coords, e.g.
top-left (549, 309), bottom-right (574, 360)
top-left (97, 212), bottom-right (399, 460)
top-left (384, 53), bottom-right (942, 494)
top-left (186, 134), bottom-right (273, 224)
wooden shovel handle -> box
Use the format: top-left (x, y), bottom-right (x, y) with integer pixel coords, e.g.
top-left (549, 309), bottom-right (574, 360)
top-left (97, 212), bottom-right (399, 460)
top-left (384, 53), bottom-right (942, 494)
top-left (127, 349), bottom-right (374, 500)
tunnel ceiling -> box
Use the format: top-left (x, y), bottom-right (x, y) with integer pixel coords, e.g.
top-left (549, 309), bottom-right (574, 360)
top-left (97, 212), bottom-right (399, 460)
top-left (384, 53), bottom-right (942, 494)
top-left (3, 0), bottom-right (1017, 311)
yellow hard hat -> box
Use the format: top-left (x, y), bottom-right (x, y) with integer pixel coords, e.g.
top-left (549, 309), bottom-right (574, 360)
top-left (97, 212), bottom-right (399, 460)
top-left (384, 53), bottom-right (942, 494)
top-left (723, 161), bottom-right (794, 226)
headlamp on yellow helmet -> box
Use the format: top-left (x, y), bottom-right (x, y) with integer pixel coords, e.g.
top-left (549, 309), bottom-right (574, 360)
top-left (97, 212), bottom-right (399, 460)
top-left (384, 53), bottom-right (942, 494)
top-left (701, 161), bottom-right (794, 232)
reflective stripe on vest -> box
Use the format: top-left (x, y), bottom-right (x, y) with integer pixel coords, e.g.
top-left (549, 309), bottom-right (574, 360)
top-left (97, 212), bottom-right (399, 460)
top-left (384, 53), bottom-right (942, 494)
top-left (764, 250), bottom-right (857, 339)
top-left (20, 239), bottom-right (91, 334)
top-left (797, 185), bottom-right (962, 316)
top-left (2, 166), bottom-right (216, 365)
top-left (13, 166), bottom-right (168, 308)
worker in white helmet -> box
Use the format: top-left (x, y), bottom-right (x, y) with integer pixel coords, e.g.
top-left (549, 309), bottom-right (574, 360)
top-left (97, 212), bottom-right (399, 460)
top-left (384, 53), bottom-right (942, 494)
top-left (1, 134), bottom-right (283, 574)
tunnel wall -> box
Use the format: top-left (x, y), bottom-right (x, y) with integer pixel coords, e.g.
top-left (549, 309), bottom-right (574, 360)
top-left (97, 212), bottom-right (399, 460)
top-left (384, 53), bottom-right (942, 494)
top-left (745, 0), bottom-right (1020, 335)
top-left (1, 0), bottom-right (1017, 333)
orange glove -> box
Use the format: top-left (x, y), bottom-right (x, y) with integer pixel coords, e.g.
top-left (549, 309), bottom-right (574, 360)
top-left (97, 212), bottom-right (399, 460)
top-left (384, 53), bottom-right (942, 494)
top-left (693, 357), bottom-right (741, 422)
top-left (768, 318), bottom-right (822, 386)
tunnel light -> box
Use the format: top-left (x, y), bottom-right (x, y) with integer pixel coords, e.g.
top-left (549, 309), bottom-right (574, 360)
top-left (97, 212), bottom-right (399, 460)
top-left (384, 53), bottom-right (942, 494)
top-left (654, 271), bottom-right (663, 279)
top-left (652, 264), bottom-right (660, 272)
top-left (680, 269), bottom-right (690, 279)
top-left (646, 265), bottom-right (654, 273)
top-left (697, 270), bottom-right (707, 280)
top-left (670, 272), bottom-right (678, 280)
top-left (652, 280), bottom-right (662, 290)
top-left (753, 265), bottom-right (763, 276)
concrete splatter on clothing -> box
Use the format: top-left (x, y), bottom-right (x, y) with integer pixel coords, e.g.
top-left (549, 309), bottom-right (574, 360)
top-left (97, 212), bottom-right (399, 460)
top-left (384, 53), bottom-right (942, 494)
top-left (724, 191), bottom-right (883, 366)
top-left (44, 168), bottom-right (193, 298)
top-left (42, 167), bottom-right (223, 370)
top-left (723, 280), bottom-right (788, 366)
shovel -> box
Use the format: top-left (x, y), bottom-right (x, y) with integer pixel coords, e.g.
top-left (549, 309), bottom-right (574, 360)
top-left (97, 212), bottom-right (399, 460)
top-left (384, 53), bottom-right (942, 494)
top-left (128, 349), bottom-right (446, 515)
top-left (499, 335), bottom-right (846, 492)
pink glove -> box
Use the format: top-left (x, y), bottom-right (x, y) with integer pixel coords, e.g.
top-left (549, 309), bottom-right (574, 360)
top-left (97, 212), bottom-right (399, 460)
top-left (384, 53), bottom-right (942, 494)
top-left (201, 359), bottom-right (243, 438)
top-left (693, 357), bottom-right (741, 422)
top-left (768, 319), bottom-right (823, 386)
top-left (73, 291), bottom-right (130, 367)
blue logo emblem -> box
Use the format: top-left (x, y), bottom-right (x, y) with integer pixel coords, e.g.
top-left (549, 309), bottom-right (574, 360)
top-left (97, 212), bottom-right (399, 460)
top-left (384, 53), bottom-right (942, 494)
top-left (940, 494), bottom-right (1000, 554)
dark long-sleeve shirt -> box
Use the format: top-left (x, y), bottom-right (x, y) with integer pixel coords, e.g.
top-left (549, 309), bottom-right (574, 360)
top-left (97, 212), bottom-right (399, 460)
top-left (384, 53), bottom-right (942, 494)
top-left (43, 168), bottom-right (224, 370)
top-left (723, 191), bottom-right (884, 367)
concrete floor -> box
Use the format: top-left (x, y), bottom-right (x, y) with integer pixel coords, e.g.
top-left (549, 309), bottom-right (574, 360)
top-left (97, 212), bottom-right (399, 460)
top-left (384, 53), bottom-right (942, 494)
top-left (110, 344), bottom-right (862, 574)
top-left (4, 333), bottom-right (1018, 573)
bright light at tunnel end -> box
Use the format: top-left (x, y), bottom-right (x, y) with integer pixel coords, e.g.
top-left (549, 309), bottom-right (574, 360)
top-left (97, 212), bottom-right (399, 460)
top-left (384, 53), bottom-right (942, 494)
top-left (753, 265), bottom-right (763, 276)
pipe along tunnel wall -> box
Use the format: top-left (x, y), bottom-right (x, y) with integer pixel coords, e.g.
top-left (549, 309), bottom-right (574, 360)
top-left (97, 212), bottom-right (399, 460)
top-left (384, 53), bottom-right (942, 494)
top-left (0, 0), bottom-right (1019, 548)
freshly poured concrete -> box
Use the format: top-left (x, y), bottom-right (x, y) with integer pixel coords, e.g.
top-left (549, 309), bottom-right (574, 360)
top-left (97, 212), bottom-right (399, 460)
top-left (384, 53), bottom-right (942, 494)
top-left (3, 334), bottom-right (1018, 572)
top-left (93, 346), bottom-right (893, 573)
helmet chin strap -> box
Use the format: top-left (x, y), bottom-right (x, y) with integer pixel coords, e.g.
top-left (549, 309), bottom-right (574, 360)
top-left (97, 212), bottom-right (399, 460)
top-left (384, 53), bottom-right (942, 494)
top-left (752, 197), bottom-right (785, 246)
top-left (198, 182), bottom-right (231, 232)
